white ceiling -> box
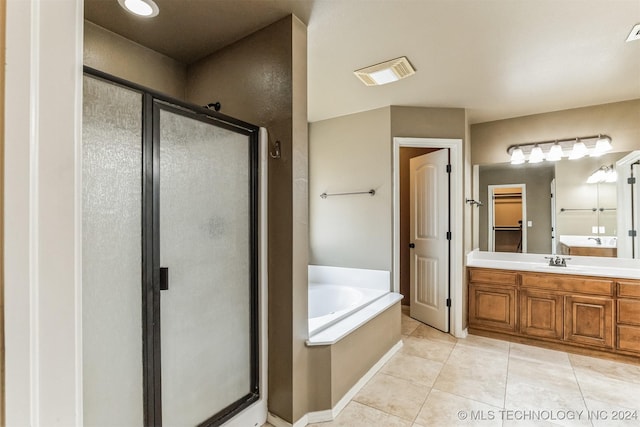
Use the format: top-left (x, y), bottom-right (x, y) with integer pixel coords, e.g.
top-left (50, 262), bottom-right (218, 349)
top-left (85, 0), bottom-right (640, 124)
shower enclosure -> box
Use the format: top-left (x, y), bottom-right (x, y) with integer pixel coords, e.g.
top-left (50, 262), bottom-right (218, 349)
top-left (82, 69), bottom-right (260, 427)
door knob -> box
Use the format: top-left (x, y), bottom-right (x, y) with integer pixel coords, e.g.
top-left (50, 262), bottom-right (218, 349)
top-left (409, 243), bottom-right (415, 248)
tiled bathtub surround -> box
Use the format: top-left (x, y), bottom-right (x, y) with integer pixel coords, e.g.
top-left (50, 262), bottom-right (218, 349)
top-left (305, 308), bottom-right (640, 427)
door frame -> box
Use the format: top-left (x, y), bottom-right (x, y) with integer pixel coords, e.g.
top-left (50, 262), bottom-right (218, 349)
top-left (487, 183), bottom-right (527, 253)
top-left (393, 137), bottom-right (465, 338)
top-left (616, 150), bottom-right (640, 258)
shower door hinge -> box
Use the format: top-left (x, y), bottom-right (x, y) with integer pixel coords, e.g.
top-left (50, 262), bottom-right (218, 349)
top-left (446, 164), bottom-right (452, 173)
top-left (446, 298), bottom-right (452, 307)
top-left (630, 230), bottom-right (638, 237)
top-left (446, 231), bottom-right (452, 240)
top-left (628, 177), bottom-right (637, 185)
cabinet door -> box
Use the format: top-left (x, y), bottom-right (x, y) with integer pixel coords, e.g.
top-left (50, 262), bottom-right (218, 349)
top-left (469, 283), bottom-right (517, 332)
top-left (520, 290), bottom-right (563, 340)
top-left (564, 296), bottom-right (613, 348)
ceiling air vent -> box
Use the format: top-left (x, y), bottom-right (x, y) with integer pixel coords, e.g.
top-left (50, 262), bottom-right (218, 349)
top-left (354, 56), bottom-right (416, 86)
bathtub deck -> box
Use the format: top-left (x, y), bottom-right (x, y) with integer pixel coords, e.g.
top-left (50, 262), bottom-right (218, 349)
top-left (307, 293), bottom-right (403, 346)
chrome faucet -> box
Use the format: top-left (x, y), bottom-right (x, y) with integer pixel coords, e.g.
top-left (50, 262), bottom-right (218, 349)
top-left (544, 256), bottom-right (571, 267)
top-left (588, 237), bottom-right (602, 245)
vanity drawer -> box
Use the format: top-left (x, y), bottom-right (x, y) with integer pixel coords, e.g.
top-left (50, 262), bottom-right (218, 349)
top-left (618, 281), bottom-right (640, 299)
top-left (520, 273), bottom-right (613, 296)
top-left (468, 268), bottom-right (517, 286)
top-left (617, 325), bottom-right (640, 353)
top-left (618, 299), bottom-right (640, 326)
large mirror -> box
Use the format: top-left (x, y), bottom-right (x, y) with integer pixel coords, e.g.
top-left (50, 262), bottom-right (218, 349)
top-left (476, 150), bottom-right (640, 259)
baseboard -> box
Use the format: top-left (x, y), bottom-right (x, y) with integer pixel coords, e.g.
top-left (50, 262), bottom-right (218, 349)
top-left (267, 339), bottom-right (403, 427)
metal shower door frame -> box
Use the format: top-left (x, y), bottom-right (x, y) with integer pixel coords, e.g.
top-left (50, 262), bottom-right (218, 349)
top-left (83, 67), bottom-right (261, 427)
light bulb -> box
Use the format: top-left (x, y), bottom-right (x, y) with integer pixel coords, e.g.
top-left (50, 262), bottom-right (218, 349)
top-left (528, 145), bottom-right (544, 163)
top-left (546, 143), bottom-right (563, 161)
top-left (118, 0), bottom-right (159, 17)
top-left (510, 147), bottom-right (525, 165)
top-left (591, 136), bottom-right (612, 157)
top-left (605, 169), bottom-right (617, 183)
top-left (569, 141), bottom-right (587, 160)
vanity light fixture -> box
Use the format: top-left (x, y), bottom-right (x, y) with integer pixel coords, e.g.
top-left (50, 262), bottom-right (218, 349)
top-left (505, 134), bottom-right (612, 164)
top-left (354, 57), bottom-right (416, 86)
top-left (118, 0), bottom-right (159, 17)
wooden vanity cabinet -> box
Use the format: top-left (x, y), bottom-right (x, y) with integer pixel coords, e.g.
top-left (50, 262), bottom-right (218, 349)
top-left (467, 267), bottom-right (627, 356)
top-left (468, 269), bottom-right (518, 333)
top-left (617, 280), bottom-right (640, 354)
top-left (520, 272), bottom-right (614, 349)
top-left (519, 289), bottom-right (563, 340)
top-left (564, 295), bottom-right (613, 349)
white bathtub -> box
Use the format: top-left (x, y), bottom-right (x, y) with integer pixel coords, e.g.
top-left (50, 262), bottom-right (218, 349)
top-left (308, 284), bottom-right (387, 336)
top-left (308, 266), bottom-right (392, 337)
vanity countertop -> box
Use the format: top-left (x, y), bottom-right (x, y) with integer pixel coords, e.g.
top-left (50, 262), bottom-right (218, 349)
top-left (466, 250), bottom-right (640, 280)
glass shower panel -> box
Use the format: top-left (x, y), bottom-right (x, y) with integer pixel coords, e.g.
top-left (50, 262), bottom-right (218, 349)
top-left (82, 75), bottom-right (144, 425)
top-left (159, 108), bottom-right (252, 425)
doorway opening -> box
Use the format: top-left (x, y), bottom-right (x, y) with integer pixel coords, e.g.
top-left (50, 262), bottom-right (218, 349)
top-left (393, 137), bottom-right (465, 338)
top-left (487, 184), bottom-right (527, 253)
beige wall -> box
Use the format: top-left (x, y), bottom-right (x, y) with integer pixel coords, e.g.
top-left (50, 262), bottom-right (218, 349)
top-left (186, 16), bottom-right (309, 423)
top-left (470, 99), bottom-right (640, 165)
top-left (309, 107), bottom-right (392, 270)
top-left (84, 21), bottom-right (187, 99)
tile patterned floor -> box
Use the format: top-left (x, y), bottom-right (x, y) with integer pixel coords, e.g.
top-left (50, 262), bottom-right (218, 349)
top-left (305, 308), bottom-right (640, 427)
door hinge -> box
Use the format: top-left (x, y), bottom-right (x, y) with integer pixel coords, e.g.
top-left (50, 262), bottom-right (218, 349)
top-left (446, 298), bottom-right (452, 307)
top-left (628, 177), bottom-right (637, 185)
top-left (446, 231), bottom-right (452, 240)
top-left (446, 164), bottom-right (452, 173)
top-left (630, 230), bottom-right (638, 237)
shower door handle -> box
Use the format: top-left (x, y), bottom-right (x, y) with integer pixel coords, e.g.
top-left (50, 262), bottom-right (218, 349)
top-left (160, 267), bottom-right (169, 291)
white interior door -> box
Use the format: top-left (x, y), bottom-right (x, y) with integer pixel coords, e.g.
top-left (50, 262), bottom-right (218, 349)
top-left (409, 150), bottom-right (449, 332)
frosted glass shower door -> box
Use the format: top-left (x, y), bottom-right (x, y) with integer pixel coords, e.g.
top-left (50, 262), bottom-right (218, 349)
top-left (82, 75), bottom-right (144, 426)
top-left (157, 105), bottom-right (258, 426)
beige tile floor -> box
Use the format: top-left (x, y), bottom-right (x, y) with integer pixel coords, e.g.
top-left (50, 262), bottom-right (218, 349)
top-left (303, 308), bottom-right (640, 427)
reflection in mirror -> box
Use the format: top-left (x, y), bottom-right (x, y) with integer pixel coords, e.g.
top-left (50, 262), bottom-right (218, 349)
top-left (477, 151), bottom-right (636, 258)
top-left (487, 185), bottom-right (525, 253)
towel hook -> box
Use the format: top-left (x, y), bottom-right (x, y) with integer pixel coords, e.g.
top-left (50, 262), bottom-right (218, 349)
top-left (270, 140), bottom-right (281, 159)
top-left (466, 198), bottom-right (483, 207)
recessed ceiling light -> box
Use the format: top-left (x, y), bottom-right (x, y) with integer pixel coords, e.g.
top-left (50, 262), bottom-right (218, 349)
top-left (626, 23), bottom-right (640, 42)
top-left (354, 57), bottom-right (416, 86)
top-left (118, 0), bottom-right (159, 17)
